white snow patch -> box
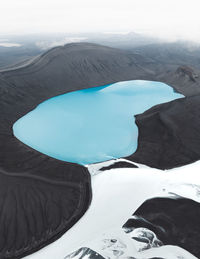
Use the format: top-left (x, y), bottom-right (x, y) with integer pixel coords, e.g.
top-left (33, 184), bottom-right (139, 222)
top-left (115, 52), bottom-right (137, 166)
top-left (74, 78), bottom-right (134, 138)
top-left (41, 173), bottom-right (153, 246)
top-left (24, 161), bottom-right (200, 259)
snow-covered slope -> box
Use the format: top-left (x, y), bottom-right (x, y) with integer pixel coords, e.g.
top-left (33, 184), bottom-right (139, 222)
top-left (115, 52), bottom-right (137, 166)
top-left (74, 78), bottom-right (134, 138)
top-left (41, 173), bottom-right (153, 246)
top-left (25, 160), bottom-right (200, 259)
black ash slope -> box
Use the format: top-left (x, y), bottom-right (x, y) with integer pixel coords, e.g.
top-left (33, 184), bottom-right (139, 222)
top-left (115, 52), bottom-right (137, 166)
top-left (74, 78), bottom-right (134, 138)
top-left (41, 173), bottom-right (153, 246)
top-left (0, 42), bottom-right (154, 95)
top-left (100, 161), bottom-right (138, 171)
top-left (123, 197), bottom-right (200, 258)
top-left (1, 42), bottom-right (200, 258)
top-left (0, 42), bottom-right (156, 258)
top-left (129, 42), bottom-right (200, 96)
top-left (128, 95), bottom-right (200, 169)
top-left (0, 67), bottom-right (92, 259)
top-left (65, 247), bottom-right (104, 259)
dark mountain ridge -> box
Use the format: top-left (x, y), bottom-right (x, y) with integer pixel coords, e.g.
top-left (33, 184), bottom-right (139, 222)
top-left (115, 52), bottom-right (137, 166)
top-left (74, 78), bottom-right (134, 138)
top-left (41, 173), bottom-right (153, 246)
top-left (1, 42), bottom-right (200, 258)
top-left (0, 42), bottom-right (156, 259)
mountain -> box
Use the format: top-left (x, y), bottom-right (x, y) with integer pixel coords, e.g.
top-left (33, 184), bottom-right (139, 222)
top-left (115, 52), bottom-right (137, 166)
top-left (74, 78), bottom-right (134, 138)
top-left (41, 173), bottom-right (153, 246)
top-left (0, 42), bottom-right (154, 95)
top-left (0, 31), bottom-right (160, 69)
top-left (2, 41), bottom-right (200, 98)
top-left (1, 42), bottom-right (200, 258)
top-left (128, 95), bottom-right (200, 169)
top-left (126, 197), bottom-right (200, 258)
top-left (156, 65), bottom-right (200, 96)
top-left (0, 42), bottom-right (158, 132)
top-left (0, 42), bottom-right (158, 259)
top-left (130, 41), bottom-right (200, 96)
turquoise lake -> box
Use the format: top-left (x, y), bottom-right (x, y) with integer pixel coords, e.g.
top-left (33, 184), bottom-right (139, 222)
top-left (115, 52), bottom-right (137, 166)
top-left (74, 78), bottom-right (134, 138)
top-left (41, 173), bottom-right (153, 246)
top-left (13, 80), bottom-right (184, 165)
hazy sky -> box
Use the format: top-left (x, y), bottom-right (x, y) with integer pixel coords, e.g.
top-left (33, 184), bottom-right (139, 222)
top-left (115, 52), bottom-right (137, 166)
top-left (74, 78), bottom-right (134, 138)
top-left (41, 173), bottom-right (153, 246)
top-left (1, 0), bottom-right (200, 41)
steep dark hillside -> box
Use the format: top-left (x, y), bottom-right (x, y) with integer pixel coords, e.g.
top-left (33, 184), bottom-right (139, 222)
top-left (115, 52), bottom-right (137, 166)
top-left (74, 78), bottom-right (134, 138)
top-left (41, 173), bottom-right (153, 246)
top-left (0, 42), bottom-right (158, 132)
top-left (1, 42), bottom-right (200, 258)
top-left (156, 65), bottom-right (200, 96)
top-left (0, 42), bottom-right (154, 98)
top-left (0, 42), bottom-right (155, 259)
top-left (131, 42), bottom-right (200, 68)
top-left (128, 95), bottom-right (200, 169)
top-left (131, 42), bottom-right (200, 96)
top-left (2, 42), bottom-right (200, 102)
top-left (125, 197), bottom-right (200, 258)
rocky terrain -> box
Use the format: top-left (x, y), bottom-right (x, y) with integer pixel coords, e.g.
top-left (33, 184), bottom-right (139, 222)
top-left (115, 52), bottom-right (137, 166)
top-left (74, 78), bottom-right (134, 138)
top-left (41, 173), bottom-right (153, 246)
top-left (128, 95), bottom-right (200, 169)
top-left (1, 42), bottom-right (200, 258)
top-left (62, 165), bottom-right (200, 259)
top-left (124, 197), bottom-right (200, 257)
top-left (65, 247), bottom-right (104, 259)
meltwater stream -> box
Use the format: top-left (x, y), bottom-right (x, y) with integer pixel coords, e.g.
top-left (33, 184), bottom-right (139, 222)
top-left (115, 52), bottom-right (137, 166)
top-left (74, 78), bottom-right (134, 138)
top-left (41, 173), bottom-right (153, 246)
top-left (13, 80), bottom-right (183, 164)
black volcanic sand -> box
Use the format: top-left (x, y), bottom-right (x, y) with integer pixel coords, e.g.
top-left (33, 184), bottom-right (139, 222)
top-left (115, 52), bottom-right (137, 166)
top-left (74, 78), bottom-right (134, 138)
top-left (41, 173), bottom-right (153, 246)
top-left (100, 161), bottom-right (138, 171)
top-left (127, 95), bottom-right (200, 169)
top-left (123, 197), bottom-right (200, 258)
top-left (65, 247), bottom-right (105, 259)
top-left (0, 42), bottom-right (200, 258)
top-left (0, 78), bottom-right (91, 258)
top-left (0, 42), bottom-right (156, 258)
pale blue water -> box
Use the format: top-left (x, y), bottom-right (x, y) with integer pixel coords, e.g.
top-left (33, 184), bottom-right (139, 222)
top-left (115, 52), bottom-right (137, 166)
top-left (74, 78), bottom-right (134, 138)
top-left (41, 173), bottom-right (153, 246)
top-left (13, 80), bottom-right (184, 165)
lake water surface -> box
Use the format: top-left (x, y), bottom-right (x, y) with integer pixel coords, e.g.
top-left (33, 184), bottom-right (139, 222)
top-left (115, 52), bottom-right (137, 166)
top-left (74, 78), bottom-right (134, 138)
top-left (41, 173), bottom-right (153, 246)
top-left (13, 80), bottom-right (183, 164)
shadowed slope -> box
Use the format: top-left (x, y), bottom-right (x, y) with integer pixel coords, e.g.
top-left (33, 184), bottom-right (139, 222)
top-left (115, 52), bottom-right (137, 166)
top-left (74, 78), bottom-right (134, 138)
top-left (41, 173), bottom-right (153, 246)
top-left (0, 42), bottom-right (153, 258)
top-left (1, 43), bottom-right (153, 97)
top-left (128, 95), bottom-right (200, 169)
top-left (0, 169), bottom-right (90, 259)
top-left (124, 197), bottom-right (200, 257)
top-left (0, 42), bottom-right (199, 258)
